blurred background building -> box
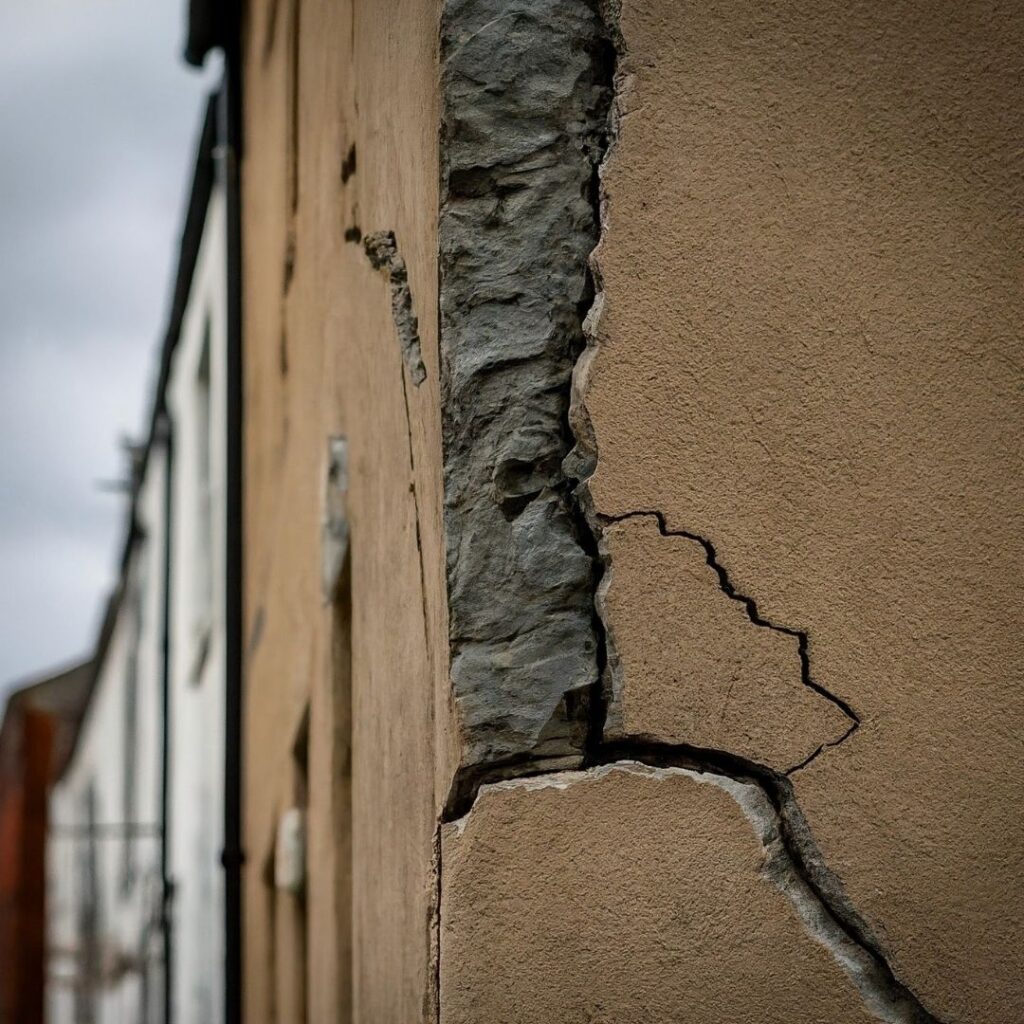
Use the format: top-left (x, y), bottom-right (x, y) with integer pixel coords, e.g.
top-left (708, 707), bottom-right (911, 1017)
top-left (0, 660), bottom-right (90, 1024)
top-left (46, 92), bottom-right (231, 1024)
top-left (1, 39), bottom-right (237, 1020)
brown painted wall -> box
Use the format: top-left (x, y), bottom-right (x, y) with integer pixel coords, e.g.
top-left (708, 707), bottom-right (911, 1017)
top-left (240, 1), bottom-right (446, 1021)
top-left (579, 0), bottom-right (1021, 1021)
top-left (240, 0), bottom-right (1021, 1021)
top-left (438, 1), bottom-right (1022, 1022)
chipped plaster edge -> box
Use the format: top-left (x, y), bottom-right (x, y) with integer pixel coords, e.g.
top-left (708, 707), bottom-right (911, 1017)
top-left (363, 230), bottom-right (428, 385)
top-left (443, 760), bottom-right (940, 1024)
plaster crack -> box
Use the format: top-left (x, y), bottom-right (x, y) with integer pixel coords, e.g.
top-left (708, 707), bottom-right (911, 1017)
top-left (597, 509), bottom-right (861, 774)
top-left (364, 230), bottom-right (432, 656)
top-left (445, 749), bottom-right (944, 1024)
top-left (602, 747), bottom-right (943, 1024)
top-left (428, 824), bottom-right (442, 1024)
top-left (399, 363), bottom-right (432, 659)
top-left (563, 2), bottom-right (855, 777)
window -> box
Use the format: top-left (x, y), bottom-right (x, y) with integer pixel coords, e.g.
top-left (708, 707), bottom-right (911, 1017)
top-left (191, 321), bottom-right (214, 678)
top-left (120, 574), bottom-right (144, 894)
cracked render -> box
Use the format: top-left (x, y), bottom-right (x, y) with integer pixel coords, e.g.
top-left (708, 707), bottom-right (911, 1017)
top-left (573, 1), bottom-right (1022, 1021)
top-left (432, 0), bottom-right (1004, 1021)
top-left (442, 764), bottom-right (935, 1024)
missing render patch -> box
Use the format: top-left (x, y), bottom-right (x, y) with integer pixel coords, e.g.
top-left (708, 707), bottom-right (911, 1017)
top-left (363, 230), bottom-right (427, 386)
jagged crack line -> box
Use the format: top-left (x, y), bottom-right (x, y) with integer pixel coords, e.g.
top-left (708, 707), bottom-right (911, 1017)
top-left (599, 745), bottom-right (944, 1024)
top-left (430, 824), bottom-right (442, 1024)
top-left (398, 356), bottom-right (432, 662)
top-left (786, 719), bottom-right (859, 775)
top-left (365, 230), bottom-right (432, 659)
top-left (447, 746), bottom-right (943, 1024)
top-left (599, 509), bottom-right (860, 773)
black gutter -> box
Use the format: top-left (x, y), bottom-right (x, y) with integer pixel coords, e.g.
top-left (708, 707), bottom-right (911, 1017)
top-left (150, 96), bottom-right (218, 455)
top-left (157, 412), bottom-right (175, 1024)
top-left (184, 0), bottom-right (231, 67)
top-left (218, 34), bottom-right (245, 1024)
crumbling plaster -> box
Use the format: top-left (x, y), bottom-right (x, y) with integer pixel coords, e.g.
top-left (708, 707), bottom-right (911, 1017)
top-left (577, 1), bottom-right (1024, 1021)
top-left (441, 765), bottom-right (891, 1024)
top-left (433, 1), bottom-right (941, 1020)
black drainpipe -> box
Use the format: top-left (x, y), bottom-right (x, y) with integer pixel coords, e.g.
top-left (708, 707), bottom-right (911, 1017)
top-left (219, 42), bottom-right (245, 1024)
top-left (158, 410), bottom-right (174, 1024)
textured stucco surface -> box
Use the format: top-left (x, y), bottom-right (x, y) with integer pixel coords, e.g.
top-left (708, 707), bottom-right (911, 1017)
top-left (583, 1), bottom-right (1024, 1020)
top-left (440, 764), bottom-right (878, 1024)
top-left (602, 515), bottom-right (852, 771)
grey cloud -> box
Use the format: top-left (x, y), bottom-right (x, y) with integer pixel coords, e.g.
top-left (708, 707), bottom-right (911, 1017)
top-left (0, 0), bottom-right (218, 693)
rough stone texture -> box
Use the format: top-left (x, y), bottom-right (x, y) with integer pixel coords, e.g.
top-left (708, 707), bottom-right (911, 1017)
top-left (582, 1), bottom-right (1024, 1020)
top-left (363, 231), bottom-right (427, 386)
top-left (441, 764), bottom-right (880, 1024)
top-left (601, 515), bottom-right (853, 771)
top-left (439, 0), bottom-right (611, 772)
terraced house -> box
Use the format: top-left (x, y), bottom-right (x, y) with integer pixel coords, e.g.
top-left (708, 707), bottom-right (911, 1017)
top-left (43, 95), bottom-right (235, 1024)
top-left (9, 0), bottom-right (1020, 1022)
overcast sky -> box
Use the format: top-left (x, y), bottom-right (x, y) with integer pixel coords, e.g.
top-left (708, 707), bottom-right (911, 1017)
top-left (0, 2), bottom-right (218, 696)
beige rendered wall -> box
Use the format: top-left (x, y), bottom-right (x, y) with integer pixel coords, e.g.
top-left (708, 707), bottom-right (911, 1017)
top-left (240, 1), bottom-right (446, 1022)
top-left (441, 1), bottom-right (1023, 1024)
top-left (239, 0), bottom-right (1022, 1022)
top-left (584, 1), bottom-right (1022, 1020)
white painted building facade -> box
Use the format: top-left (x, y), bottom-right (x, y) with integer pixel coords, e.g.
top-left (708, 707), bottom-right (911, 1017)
top-left (47, 446), bottom-right (168, 1024)
top-left (47, 98), bottom-right (229, 1024)
top-left (166, 168), bottom-right (228, 1024)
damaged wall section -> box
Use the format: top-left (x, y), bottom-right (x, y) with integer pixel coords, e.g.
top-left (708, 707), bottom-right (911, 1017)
top-left (440, 763), bottom-right (924, 1024)
top-left (439, 0), bottom-right (613, 782)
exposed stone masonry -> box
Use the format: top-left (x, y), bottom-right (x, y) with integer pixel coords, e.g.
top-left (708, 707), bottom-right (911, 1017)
top-left (439, 0), bottom-right (613, 778)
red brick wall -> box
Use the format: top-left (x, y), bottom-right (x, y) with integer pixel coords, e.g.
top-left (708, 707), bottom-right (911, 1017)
top-left (0, 706), bottom-right (55, 1024)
